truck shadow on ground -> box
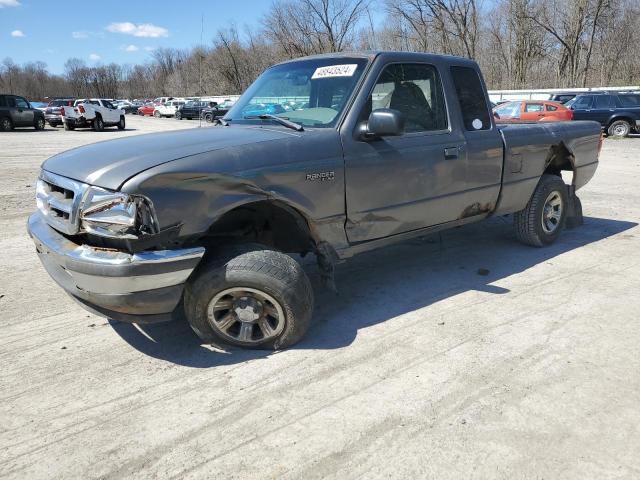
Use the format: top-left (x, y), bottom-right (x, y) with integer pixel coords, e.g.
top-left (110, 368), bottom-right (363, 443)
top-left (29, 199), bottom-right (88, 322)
top-left (111, 215), bottom-right (637, 367)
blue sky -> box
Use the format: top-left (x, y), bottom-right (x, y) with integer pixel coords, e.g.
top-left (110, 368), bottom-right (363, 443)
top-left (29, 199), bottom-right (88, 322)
top-left (0, 0), bottom-right (277, 73)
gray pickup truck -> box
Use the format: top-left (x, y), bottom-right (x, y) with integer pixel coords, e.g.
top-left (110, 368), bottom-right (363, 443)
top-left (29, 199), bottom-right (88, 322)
top-left (28, 52), bottom-right (601, 349)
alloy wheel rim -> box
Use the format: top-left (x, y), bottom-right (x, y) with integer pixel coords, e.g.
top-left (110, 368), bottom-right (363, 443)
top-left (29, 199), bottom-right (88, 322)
top-left (541, 191), bottom-right (563, 234)
top-left (2, 119), bottom-right (10, 129)
top-left (207, 287), bottom-right (285, 344)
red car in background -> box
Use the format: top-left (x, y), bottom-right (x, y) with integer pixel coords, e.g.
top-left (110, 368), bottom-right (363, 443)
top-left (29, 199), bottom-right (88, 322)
top-left (493, 100), bottom-right (573, 122)
top-left (137, 103), bottom-right (158, 116)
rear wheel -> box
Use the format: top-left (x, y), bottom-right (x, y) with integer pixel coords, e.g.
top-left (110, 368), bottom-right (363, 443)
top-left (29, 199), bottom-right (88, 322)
top-left (204, 113), bottom-right (213, 123)
top-left (34, 117), bottom-right (45, 130)
top-left (63, 121), bottom-right (74, 131)
top-left (0, 117), bottom-right (13, 131)
top-left (117, 116), bottom-right (125, 130)
top-left (92, 116), bottom-right (104, 132)
top-left (175, 111), bottom-right (182, 120)
top-left (607, 119), bottom-right (630, 138)
top-left (514, 174), bottom-right (568, 247)
top-left (184, 245), bottom-right (313, 350)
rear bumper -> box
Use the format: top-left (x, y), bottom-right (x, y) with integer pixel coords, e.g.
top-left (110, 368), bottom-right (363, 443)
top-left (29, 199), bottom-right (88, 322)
top-left (64, 116), bottom-right (90, 127)
top-left (27, 213), bottom-right (205, 323)
top-left (45, 114), bottom-right (62, 125)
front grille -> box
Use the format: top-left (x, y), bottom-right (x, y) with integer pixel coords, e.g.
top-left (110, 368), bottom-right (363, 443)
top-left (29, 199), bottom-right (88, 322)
top-left (36, 171), bottom-right (88, 235)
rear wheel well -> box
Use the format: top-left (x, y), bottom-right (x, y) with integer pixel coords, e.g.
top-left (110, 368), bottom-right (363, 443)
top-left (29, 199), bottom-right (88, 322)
top-left (202, 201), bottom-right (316, 256)
top-left (607, 116), bottom-right (633, 128)
top-left (544, 143), bottom-right (574, 182)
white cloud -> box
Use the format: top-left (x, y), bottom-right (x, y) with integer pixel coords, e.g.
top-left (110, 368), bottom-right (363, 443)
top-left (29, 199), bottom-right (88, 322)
top-left (72, 31), bottom-right (89, 39)
top-left (123, 44), bottom-right (139, 52)
top-left (10, 30), bottom-right (25, 37)
top-left (0, 0), bottom-right (21, 8)
top-left (106, 22), bottom-right (168, 38)
top-left (89, 53), bottom-right (101, 61)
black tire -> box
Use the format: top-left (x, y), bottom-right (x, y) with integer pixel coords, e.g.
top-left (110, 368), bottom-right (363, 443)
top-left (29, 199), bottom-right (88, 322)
top-left (117, 116), bottom-right (125, 130)
top-left (153, 110), bottom-right (161, 118)
top-left (514, 174), bottom-right (568, 247)
top-left (93, 115), bottom-right (104, 132)
top-left (607, 119), bottom-right (631, 138)
top-left (175, 111), bottom-right (182, 120)
top-left (34, 117), bottom-right (45, 130)
top-left (63, 121), bottom-right (74, 131)
top-left (0, 117), bottom-right (13, 131)
top-left (204, 113), bottom-right (213, 123)
top-left (184, 245), bottom-right (313, 350)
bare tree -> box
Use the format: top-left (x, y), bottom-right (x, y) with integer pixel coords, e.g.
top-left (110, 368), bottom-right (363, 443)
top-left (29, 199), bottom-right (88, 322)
top-left (263, 0), bottom-right (370, 57)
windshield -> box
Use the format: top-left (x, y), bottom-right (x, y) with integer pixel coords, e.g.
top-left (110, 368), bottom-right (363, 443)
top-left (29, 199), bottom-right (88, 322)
top-left (225, 57), bottom-right (369, 128)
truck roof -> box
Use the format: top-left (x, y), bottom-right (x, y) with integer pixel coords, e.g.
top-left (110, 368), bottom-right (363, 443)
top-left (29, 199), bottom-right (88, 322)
top-left (274, 51), bottom-right (479, 68)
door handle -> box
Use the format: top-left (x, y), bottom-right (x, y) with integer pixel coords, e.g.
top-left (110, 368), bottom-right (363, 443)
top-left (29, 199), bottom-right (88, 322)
top-left (444, 147), bottom-right (459, 160)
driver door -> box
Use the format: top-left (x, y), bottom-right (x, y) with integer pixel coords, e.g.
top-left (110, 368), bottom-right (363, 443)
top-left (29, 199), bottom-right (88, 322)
top-left (342, 62), bottom-right (468, 242)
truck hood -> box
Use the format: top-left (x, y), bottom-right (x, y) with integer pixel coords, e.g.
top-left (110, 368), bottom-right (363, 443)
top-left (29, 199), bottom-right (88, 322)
top-left (42, 126), bottom-right (293, 191)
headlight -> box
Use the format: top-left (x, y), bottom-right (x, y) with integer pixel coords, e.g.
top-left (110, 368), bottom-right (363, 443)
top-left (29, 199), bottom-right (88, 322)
top-left (80, 186), bottom-right (157, 239)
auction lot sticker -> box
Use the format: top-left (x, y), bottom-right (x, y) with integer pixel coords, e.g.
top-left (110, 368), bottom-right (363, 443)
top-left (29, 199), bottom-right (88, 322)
top-left (312, 64), bottom-right (358, 79)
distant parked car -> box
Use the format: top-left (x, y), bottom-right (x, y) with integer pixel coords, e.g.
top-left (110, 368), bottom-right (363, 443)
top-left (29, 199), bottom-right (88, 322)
top-left (115, 100), bottom-right (142, 114)
top-left (61, 99), bottom-right (125, 131)
top-left (154, 100), bottom-right (185, 118)
top-left (176, 101), bottom-right (216, 120)
top-left (569, 92), bottom-right (640, 137)
top-left (0, 94), bottom-right (46, 131)
top-left (30, 101), bottom-right (48, 111)
top-left (493, 100), bottom-right (572, 123)
top-left (137, 103), bottom-right (157, 116)
top-left (44, 98), bottom-right (75, 127)
top-left (201, 103), bottom-right (232, 122)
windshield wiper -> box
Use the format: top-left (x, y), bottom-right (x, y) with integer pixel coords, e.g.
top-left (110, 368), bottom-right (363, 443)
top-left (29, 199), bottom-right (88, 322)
top-left (243, 114), bottom-right (304, 132)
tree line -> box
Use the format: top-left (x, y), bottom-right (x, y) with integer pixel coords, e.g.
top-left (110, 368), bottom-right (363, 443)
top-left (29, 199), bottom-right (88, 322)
top-left (1, 0), bottom-right (638, 100)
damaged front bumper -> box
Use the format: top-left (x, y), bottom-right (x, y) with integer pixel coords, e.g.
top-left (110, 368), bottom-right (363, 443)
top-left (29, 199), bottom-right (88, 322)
top-left (27, 213), bottom-right (205, 323)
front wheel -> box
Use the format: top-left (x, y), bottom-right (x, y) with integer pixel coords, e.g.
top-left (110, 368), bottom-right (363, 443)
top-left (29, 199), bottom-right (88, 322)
top-left (153, 110), bottom-right (161, 118)
top-left (117, 116), bottom-right (125, 130)
top-left (175, 111), bottom-right (182, 120)
top-left (184, 246), bottom-right (313, 350)
top-left (204, 113), bottom-right (213, 123)
top-left (607, 119), bottom-right (631, 138)
top-left (0, 117), bottom-right (13, 131)
top-left (514, 174), bottom-right (568, 247)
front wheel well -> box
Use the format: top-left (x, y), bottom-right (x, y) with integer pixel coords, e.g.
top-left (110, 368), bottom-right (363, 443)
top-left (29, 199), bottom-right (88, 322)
top-left (201, 201), bottom-right (316, 256)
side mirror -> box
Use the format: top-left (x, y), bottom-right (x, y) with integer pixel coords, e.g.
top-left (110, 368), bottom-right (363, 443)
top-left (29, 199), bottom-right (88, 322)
top-left (364, 108), bottom-right (405, 138)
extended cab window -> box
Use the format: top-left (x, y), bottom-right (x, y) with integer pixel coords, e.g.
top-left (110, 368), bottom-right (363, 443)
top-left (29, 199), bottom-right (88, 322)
top-left (368, 63), bottom-right (448, 133)
top-left (102, 100), bottom-right (115, 109)
top-left (450, 66), bottom-right (491, 131)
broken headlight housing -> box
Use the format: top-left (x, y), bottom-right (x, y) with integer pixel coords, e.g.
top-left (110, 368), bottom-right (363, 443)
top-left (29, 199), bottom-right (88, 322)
top-left (80, 186), bottom-right (158, 239)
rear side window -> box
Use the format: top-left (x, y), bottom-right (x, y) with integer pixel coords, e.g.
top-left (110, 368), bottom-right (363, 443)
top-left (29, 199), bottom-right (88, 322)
top-left (546, 104), bottom-right (558, 111)
top-left (525, 103), bottom-right (544, 112)
top-left (594, 95), bottom-right (614, 109)
top-left (450, 66), bottom-right (491, 131)
top-left (617, 95), bottom-right (640, 107)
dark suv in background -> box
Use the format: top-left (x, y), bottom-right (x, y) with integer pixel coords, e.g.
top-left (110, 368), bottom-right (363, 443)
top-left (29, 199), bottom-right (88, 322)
top-left (0, 94), bottom-right (46, 131)
top-left (570, 92), bottom-right (640, 137)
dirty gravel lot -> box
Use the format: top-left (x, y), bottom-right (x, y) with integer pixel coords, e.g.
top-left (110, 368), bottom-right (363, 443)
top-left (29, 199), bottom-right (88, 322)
top-left (1, 116), bottom-right (639, 479)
